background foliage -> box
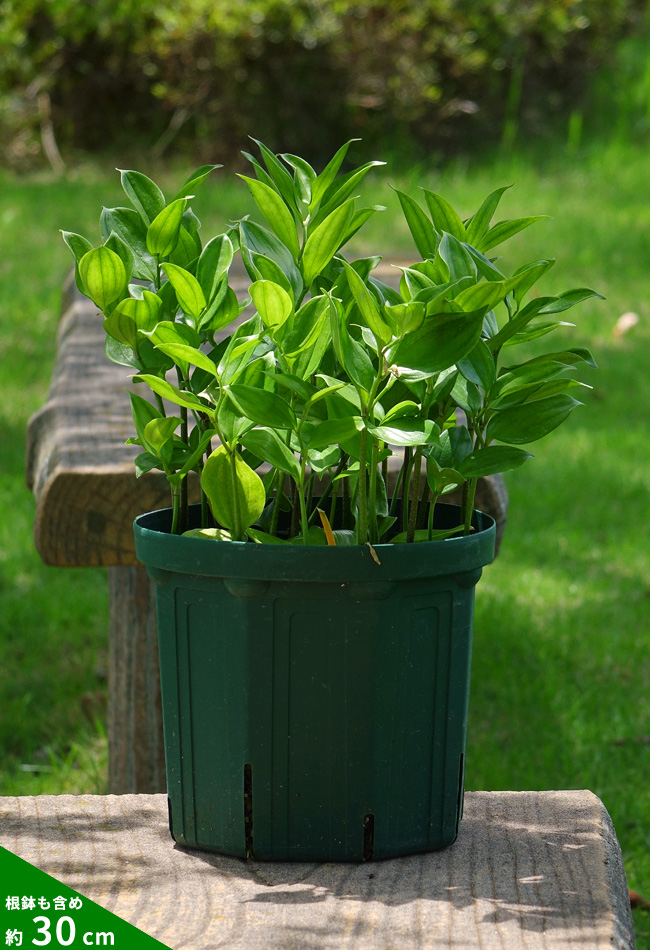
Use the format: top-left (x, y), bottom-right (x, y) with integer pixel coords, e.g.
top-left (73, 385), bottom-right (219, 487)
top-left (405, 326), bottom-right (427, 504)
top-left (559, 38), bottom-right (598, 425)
top-left (1, 0), bottom-right (648, 169)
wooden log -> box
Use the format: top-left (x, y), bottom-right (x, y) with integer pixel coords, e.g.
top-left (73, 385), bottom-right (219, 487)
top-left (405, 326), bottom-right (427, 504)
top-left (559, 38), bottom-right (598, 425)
top-left (0, 791), bottom-right (636, 949)
top-left (108, 565), bottom-right (165, 794)
top-left (25, 273), bottom-right (172, 568)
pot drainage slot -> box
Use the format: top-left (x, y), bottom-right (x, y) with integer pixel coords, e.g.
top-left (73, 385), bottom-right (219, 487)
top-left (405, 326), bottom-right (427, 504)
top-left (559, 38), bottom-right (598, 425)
top-left (363, 813), bottom-right (375, 861)
top-left (456, 753), bottom-right (465, 831)
top-left (244, 764), bottom-right (254, 858)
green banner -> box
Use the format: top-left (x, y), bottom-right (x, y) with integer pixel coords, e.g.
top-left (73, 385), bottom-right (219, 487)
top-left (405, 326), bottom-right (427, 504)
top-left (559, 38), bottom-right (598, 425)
top-left (1, 847), bottom-right (170, 949)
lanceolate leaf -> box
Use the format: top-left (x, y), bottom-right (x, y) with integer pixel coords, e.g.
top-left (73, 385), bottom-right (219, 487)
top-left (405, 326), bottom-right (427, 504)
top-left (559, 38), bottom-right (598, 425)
top-left (465, 185), bottom-right (512, 245)
top-left (241, 427), bottom-right (301, 480)
top-left (146, 198), bottom-right (188, 258)
top-left (422, 189), bottom-right (466, 240)
top-left (458, 445), bottom-right (532, 478)
top-left (163, 262), bottom-right (206, 319)
top-left (390, 309), bottom-right (485, 377)
top-left (487, 394), bottom-right (582, 444)
top-left (228, 384), bottom-right (297, 430)
top-left (478, 216), bottom-right (548, 253)
top-left (239, 175), bottom-right (300, 260)
top-left (197, 234), bottom-right (234, 301)
top-left (119, 169), bottom-right (166, 224)
top-left (392, 187), bottom-right (439, 260)
top-left (302, 200), bottom-right (355, 286)
top-left (173, 163), bottom-right (221, 201)
top-left (154, 343), bottom-right (219, 378)
top-left (305, 416), bottom-right (363, 451)
top-left (135, 374), bottom-right (208, 413)
top-left (310, 138), bottom-right (360, 209)
top-left (342, 260), bottom-right (392, 347)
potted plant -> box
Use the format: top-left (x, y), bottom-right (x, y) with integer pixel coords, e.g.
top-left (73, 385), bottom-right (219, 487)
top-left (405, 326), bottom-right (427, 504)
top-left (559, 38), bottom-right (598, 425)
top-left (62, 140), bottom-right (598, 861)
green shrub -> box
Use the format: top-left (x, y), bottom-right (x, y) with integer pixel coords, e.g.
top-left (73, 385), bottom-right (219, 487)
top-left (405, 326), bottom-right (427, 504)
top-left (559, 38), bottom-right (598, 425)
top-left (0, 0), bottom-right (646, 168)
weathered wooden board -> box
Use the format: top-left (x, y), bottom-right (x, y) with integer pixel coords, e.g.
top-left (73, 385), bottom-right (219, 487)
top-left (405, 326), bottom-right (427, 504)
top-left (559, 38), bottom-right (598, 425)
top-left (0, 791), bottom-right (635, 949)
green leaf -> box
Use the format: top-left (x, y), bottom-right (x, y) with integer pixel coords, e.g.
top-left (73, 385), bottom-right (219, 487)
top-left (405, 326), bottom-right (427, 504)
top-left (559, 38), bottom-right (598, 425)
top-left (104, 232), bottom-right (134, 283)
top-left (455, 280), bottom-right (509, 311)
top-left (163, 262), bottom-right (206, 320)
top-left (537, 288), bottom-right (604, 314)
top-left (228, 383), bottom-right (297, 430)
top-left (457, 339), bottom-right (496, 390)
top-left (250, 280), bottom-right (293, 331)
top-left (390, 309), bottom-right (485, 378)
top-left (342, 260), bottom-right (392, 347)
top-left (310, 138), bottom-right (360, 209)
top-left (143, 416), bottom-right (181, 456)
top-left (249, 138), bottom-right (296, 208)
top-left (438, 233), bottom-right (477, 282)
top-left (79, 246), bottom-right (128, 313)
top-left (128, 390), bottom-right (162, 442)
top-left (135, 374), bottom-right (208, 413)
top-left (173, 163), bottom-right (221, 201)
top-left (465, 185), bottom-right (512, 245)
top-left (305, 416), bottom-right (364, 451)
top-left (168, 224), bottom-right (201, 268)
top-left (487, 394), bottom-right (582, 444)
top-left (246, 528), bottom-right (291, 544)
top-left (315, 161), bottom-right (385, 225)
top-left (61, 230), bottom-right (93, 292)
top-left (302, 199), bottom-right (355, 286)
top-left (458, 445), bottom-right (532, 478)
top-left (154, 343), bottom-right (219, 378)
top-left (241, 427), bottom-right (301, 480)
top-left (202, 445), bottom-right (266, 532)
top-left (367, 418), bottom-right (439, 446)
top-left (425, 456), bottom-right (464, 493)
top-left (422, 189), bottom-right (465, 240)
top-left (183, 527), bottom-right (233, 541)
top-left (392, 187), bottom-right (439, 259)
top-left (512, 258), bottom-right (555, 303)
top-left (146, 198), bottom-right (188, 258)
top-left (119, 169), bottom-right (166, 224)
top-left (197, 234), bottom-right (234, 302)
top-left (281, 295), bottom-right (329, 358)
top-left (103, 309), bottom-right (139, 349)
top-left (478, 216), bottom-right (548, 253)
top-left (239, 175), bottom-right (300, 260)
top-left (239, 219), bottom-right (303, 300)
top-left (100, 207), bottom-right (156, 281)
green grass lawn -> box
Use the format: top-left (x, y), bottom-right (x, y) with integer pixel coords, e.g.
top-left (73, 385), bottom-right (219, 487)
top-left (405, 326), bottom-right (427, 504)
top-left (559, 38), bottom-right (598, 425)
top-left (1, 143), bottom-right (649, 944)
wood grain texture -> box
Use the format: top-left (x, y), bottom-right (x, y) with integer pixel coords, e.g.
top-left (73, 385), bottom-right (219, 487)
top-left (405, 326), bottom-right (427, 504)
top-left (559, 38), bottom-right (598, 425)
top-left (0, 791), bottom-right (635, 949)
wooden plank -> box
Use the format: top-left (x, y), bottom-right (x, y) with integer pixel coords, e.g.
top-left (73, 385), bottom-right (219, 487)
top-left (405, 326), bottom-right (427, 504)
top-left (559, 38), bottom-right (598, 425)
top-left (0, 791), bottom-right (635, 949)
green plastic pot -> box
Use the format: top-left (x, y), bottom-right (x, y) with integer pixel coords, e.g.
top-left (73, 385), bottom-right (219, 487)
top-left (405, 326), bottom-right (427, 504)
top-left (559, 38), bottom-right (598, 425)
top-left (134, 503), bottom-right (496, 861)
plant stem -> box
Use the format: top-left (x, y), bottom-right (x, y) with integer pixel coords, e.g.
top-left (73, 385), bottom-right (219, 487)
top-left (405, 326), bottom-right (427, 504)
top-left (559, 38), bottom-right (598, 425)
top-left (170, 484), bottom-right (182, 535)
top-left (462, 477), bottom-right (478, 535)
top-left (406, 446), bottom-right (423, 543)
top-left (402, 446), bottom-right (413, 533)
top-left (269, 470), bottom-right (284, 537)
top-left (357, 427), bottom-right (369, 544)
top-left (368, 436), bottom-right (379, 543)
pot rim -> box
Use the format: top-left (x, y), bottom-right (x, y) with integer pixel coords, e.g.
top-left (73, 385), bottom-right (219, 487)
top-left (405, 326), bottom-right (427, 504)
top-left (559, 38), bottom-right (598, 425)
top-left (134, 502), bottom-right (496, 583)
